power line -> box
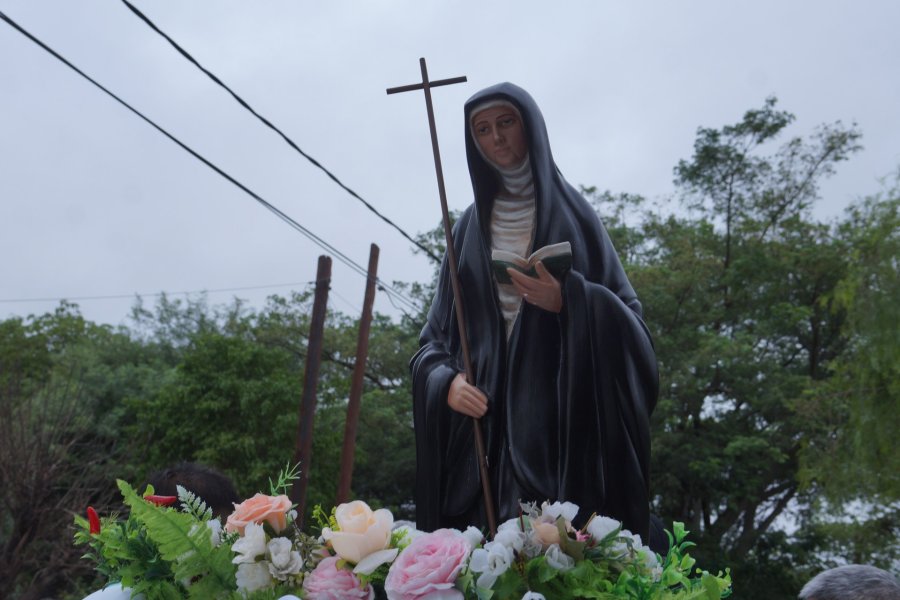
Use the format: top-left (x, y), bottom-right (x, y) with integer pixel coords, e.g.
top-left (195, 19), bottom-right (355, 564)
top-left (0, 281), bottom-right (318, 304)
top-left (0, 9), bottom-right (422, 315)
top-left (119, 0), bottom-right (441, 265)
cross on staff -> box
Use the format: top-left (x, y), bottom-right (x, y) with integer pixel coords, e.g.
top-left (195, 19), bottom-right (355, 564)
top-left (387, 58), bottom-right (497, 537)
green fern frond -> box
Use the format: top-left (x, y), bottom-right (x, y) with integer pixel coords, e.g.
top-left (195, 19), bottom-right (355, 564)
top-left (118, 480), bottom-right (236, 596)
top-left (129, 578), bottom-right (184, 600)
top-left (177, 484), bottom-right (214, 522)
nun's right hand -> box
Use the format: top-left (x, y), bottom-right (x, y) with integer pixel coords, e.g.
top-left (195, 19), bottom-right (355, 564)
top-left (447, 373), bottom-right (488, 418)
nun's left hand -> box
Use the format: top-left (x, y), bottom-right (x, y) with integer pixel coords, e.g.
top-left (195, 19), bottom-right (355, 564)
top-left (508, 261), bottom-right (563, 313)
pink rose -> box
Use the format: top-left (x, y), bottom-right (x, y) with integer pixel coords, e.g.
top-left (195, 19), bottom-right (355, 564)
top-left (384, 528), bottom-right (473, 600)
top-left (225, 493), bottom-right (292, 536)
top-left (303, 556), bottom-right (374, 600)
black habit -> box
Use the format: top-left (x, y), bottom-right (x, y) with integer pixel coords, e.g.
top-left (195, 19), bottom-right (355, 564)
top-left (410, 83), bottom-right (658, 539)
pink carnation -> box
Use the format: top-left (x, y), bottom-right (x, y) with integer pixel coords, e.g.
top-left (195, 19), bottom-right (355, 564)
top-left (303, 556), bottom-right (374, 600)
top-left (384, 528), bottom-right (473, 600)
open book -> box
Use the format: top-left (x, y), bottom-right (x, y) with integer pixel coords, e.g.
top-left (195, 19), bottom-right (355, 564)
top-left (492, 241), bottom-right (572, 284)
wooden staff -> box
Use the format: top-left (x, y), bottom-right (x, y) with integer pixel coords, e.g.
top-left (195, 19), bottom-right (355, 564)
top-left (387, 58), bottom-right (497, 536)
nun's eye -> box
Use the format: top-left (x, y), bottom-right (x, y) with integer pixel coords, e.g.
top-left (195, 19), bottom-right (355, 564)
top-left (499, 116), bottom-right (517, 128)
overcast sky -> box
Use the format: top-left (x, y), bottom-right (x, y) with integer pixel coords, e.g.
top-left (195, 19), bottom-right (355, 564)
top-left (2, 1), bottom-right (898, 326)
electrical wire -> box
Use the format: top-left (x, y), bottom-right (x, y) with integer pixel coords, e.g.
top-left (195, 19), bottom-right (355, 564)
top-left (120, 0), bottom-right (440, 265)
top-left (0, 281), bottom-right (317, 304)
top-left (0, 9), bottom-right (423, 315)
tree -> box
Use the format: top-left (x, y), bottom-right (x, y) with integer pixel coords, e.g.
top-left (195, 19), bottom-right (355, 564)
top-left (799, 174), bottom-right (900, 501)
top-left (793, 175), bottom-right (900, 570)
top-left (0, 306), bottom-right (130, 600)
top-left (586, 97), bottom-right (864, 595)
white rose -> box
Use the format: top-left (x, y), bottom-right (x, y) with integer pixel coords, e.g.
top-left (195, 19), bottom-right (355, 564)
top-left (541, 501), bottom-right (579, 523)
top-left (521, 535), bottom-right (544, 559)
top-left (322, 500), bottom-right (393, 564)
top-left (586, 515), bottom-right (620, 543)
top-left (463, 526), bottom-right (484, 549)
top-left (544, 543), bottom-right (575, 572)
top-left (266, 537), bottom-right (303, 580)
top-left (641, 547), bottom-right (659, 569)
top-left (494, 527), bottom-right (525, 553)
top-left (469, 541), bottom-right (514, 589)
top-left (521, 592), bottom-right (546, 600)
top-left (610, 531), bottom-right (642, 557)
top-left (236, 561), bottom-right (273, 593)
top-left (232, 522), bottom-right (267, 564)
top-left (498, 517), bottom-right (522, 532)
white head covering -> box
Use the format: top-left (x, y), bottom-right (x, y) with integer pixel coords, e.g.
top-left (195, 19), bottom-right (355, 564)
top-left (469, 100), bottom-right (534, 198)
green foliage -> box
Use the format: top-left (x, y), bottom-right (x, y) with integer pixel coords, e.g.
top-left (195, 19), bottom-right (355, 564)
top-left (126, 328), bottom-right (301, 495)
top-left (268, 461), bottom-right (302, 497)
top-left (798, 176), bottom-right (900, 502)
top-left (178, 485), bottom-right (214, 522)
top-left (75, 481), bottom-right (240, 598)
top-left (587, 97), bottom-right (886, 597)
top-left (118, 480), bottom-right (237, 598)
top-left (461, 521), bottom-right (731, 599)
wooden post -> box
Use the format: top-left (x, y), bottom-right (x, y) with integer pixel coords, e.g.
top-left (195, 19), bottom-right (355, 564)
top-left (336, 244), bottom-right (380, 505)
top-left (291, 255), bottom-right (331, 526)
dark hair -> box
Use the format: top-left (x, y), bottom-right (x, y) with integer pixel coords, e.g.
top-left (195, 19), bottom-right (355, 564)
top-left (146, 462), bottom-right (240, 519)
top-left (799, 565), bottom-right (900, 600)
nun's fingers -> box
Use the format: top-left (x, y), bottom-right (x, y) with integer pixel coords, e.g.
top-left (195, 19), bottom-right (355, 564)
top-left (447, 372), bottom-right (488, 417)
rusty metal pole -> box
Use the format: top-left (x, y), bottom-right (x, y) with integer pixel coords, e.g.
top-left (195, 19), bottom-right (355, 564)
top-left (336, 243), bottom-right (380, 505)
top-left (291, 255), bottom-right (331, 526)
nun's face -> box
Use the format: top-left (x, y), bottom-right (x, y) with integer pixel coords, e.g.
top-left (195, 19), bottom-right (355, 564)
top-left (471, 106), bottom-right (528, 169)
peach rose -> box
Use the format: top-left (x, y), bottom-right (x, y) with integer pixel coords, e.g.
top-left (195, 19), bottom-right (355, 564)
top-left (225, 493), bottom-right (292, 536)
top-left (322, 500), bottom-right (393, 565)
top-left (531, 520), bottom-right (562, 547)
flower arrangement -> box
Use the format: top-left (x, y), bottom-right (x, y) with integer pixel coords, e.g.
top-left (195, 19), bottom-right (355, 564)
top-left (75, 467), bottom-right (731, 600)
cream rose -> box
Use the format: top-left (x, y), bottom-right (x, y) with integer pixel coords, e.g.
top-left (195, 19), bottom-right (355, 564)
top-left (225, 493), bottom-right (292, 536)
top-left (322, 500), bottom-right (393, 565)
top-left (530, 520), bottom-right (561, 547)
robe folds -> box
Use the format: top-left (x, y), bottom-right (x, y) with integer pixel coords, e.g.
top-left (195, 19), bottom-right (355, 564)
top-left (410, 83), bottom-right (659, 539)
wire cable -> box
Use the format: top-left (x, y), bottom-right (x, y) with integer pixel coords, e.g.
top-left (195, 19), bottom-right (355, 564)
top-left (0, 9), bottom-right (422, 315)
top-left (0, 281), bottom-right (318, 304)
top-left (120, 0), bottom-right (440, 265)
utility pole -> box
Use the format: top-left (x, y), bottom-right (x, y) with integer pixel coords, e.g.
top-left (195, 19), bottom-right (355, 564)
top-left (336, 243), bottom-right (380, 504)
top-left (291, 255), bottom-right (331, 526)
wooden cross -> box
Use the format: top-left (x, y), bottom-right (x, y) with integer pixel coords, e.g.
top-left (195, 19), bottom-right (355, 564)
top-left (387, 58), bottom-right (497, 536)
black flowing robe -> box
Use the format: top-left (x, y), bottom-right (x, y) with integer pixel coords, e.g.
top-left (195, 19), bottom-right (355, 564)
top-left (410, 83), bottom-right (658, 539)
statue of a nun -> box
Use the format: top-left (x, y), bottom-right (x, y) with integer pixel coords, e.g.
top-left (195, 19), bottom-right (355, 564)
top-left (411, 83), bottom-right (659, 540)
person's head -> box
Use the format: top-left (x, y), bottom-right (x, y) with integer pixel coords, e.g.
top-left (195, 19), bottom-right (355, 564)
top-left (464, 84), bottom-right (551, 205)
top-left (470, 101), bottom-right (528, 170)
top-left (146, 462), bottom-right (240, 519)
top-left (799, 564), bottom-right (900, 600)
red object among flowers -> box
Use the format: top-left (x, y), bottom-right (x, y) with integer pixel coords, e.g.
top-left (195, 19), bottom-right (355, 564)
top-left (145, 494), bottom-right (178, 507)
top-left (87, 506), bottom-right (101, 535)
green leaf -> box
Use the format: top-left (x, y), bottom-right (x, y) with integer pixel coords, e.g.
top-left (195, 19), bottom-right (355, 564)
top-left (118, 479), bottom-right (236, 595)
